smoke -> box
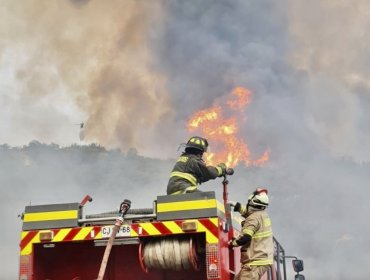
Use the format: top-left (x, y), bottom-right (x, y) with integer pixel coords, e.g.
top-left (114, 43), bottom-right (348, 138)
top-left (0, 0), bottom-right (176, 157)
top-left (0, 144), bottom-right (173, 279)
top-left (137, 1), bottom-right (370, 278)
top-left (1, 0), bottom-right (370, 279)
top-left (287, 0), bottom-right (370, 162)
top-left (2, 0), bottom-right (370, 161)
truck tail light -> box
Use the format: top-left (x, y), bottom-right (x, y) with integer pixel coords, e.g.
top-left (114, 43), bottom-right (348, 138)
top-left (19, 255), bottom-right (31, 280)
top-left (39, 230), bottom-right (53, 242)
top-left (206, 244), bottom-right (220, 279)
top-left (181, 221), bottom-right (198, 232)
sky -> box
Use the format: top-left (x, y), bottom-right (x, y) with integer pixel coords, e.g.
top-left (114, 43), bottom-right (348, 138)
top-left (1, 0), bottom-right (370, 279)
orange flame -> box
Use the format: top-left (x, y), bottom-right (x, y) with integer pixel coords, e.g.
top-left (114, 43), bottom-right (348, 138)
top-left (187, 87), bottom-right (270, 168)
top-left (227, 86), bottom-right (251, 111)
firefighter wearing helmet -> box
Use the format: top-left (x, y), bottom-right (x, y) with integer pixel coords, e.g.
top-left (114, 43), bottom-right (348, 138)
top-left (229, 188), bottom-right (274, 280)
top-left (166, 136), bottom-right (227, 195)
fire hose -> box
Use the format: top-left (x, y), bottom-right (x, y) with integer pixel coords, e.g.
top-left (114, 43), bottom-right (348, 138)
top-left (140, 236), bottom-right (199, 272)
top-left (96, 199), bottom-right (131, 280)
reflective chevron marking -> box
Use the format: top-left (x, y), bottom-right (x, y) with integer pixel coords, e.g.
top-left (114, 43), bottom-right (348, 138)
top-left (20, 218), bottom-right (220, 255)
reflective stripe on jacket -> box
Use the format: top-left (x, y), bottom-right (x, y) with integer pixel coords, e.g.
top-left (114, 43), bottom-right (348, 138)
top-left (240, 210), bottom-right (273, 266)
top-left (166, 153), bottom-right (221, 195)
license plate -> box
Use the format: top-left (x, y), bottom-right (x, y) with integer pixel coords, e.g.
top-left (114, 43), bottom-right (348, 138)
top-left (101, 225), bottom-right (131, 238)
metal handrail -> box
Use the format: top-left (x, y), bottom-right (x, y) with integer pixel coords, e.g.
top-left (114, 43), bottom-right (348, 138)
top-left (273, 237), bottom-right (286, 280)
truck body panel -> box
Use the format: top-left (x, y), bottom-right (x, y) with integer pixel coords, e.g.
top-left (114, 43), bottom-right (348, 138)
top-left (19, 191), bottom-right (289, 280)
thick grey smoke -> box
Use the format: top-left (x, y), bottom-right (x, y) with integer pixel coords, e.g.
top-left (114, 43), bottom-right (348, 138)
top-left (0, 0), bottom-right (176, 157)
top-left (287, 0), bottom-right (370, 162)
top-left (1, 0), bottom-right (370, 279)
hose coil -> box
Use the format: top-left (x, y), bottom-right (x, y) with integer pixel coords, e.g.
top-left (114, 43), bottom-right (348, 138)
top-left (140, 236), bottom-right (199, 272)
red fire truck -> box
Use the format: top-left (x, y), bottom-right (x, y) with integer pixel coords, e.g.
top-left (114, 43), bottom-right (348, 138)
top-left (19, 174), bottom-right (305, 280)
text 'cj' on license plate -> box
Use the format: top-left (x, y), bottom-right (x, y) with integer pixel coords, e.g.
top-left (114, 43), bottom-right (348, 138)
top-left (101, 225), bottom-right (131, 238)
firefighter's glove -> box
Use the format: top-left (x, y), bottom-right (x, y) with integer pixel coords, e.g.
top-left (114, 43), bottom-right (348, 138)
top-left (228, 237), bottom-right (239, 248)
top-left (228, 200), bottom-right (237, 207)
top-left (217, 163), bottom-right (227, 177)
top-left (241, 219), bottom-right (246, 227)
top-left (233, 202), bottom-right (241, 212)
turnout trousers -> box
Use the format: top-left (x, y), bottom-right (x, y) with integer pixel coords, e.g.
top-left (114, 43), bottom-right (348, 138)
top-left (234, 264), bottom-right (270, 280)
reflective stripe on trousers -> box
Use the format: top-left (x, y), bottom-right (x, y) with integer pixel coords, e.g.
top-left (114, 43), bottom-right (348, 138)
top-left (170, 186), bottom-right (198, 195)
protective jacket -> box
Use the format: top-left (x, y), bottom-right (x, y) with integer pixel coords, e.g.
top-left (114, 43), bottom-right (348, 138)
top-left (240, 210), bottom-right (273, 266)
top-left (167, 153), bottom-right (223, 195)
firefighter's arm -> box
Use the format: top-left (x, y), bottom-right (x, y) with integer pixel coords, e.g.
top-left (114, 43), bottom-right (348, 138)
top-left (228, 201), bottom-right (247, 216)
top-left (195, 161), bottom-right (227, 182)
top-left (229, 234), bottom-right (252, 247)
top-left (215, 163), bottom-right (227, 177)
top-left (230, 214), bottom-right (259, 247)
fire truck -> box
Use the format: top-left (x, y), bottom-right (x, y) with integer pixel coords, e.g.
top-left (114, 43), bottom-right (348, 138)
top-left (19, 172), bottom-right (305, 280)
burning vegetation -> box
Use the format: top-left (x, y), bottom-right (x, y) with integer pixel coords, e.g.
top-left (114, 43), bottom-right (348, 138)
top-left (187, 87), bottom-right (270, 168)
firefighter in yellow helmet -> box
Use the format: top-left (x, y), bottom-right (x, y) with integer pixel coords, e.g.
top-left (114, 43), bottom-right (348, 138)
top-left (166, 136), bottom-right (227, 195)
top-left (229, 188), bottom-right (274, 280)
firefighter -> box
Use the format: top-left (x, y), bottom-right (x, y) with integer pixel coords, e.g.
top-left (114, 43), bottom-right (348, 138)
top-left (166, 136), bottom-right (227, 195)
top-left (229, 188), bottom-right (273, 280)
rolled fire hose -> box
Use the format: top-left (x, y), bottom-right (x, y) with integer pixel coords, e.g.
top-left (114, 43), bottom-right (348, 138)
top-left (141, 236), bottom-right (199, 271)
top-left (86, 208), bottom-right (154, 218)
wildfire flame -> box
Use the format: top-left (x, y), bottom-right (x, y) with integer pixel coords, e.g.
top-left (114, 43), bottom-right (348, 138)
top-left (187, 87), bottom-right (270, 168)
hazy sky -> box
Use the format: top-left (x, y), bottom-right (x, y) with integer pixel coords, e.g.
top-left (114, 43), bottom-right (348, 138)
top-left (1, 0), bottom-right (370, 279)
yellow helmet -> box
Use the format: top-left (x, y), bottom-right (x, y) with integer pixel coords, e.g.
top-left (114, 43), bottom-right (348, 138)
top-left (185, 136), bottom-right (208, 153)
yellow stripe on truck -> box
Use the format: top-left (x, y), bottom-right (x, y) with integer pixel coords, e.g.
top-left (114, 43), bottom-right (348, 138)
top-left (23, 210), bottom-right (78, 222)
top-left (162, 221), bottom-right (183, 234)
top-left (21, 233), bottom-right (40, 256)
top-left (196, 220), bottom-right (218, 244)
top-left (53, 229), bottom-right (71, 242)
top-left (140, 223), bottom-right (161, 235)
top-left (73, 227), bottom-right (92, 241)
top-left (157, 199), bottom-right (218, 213)
top-left (216, 200), bottom-right (225, 214)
